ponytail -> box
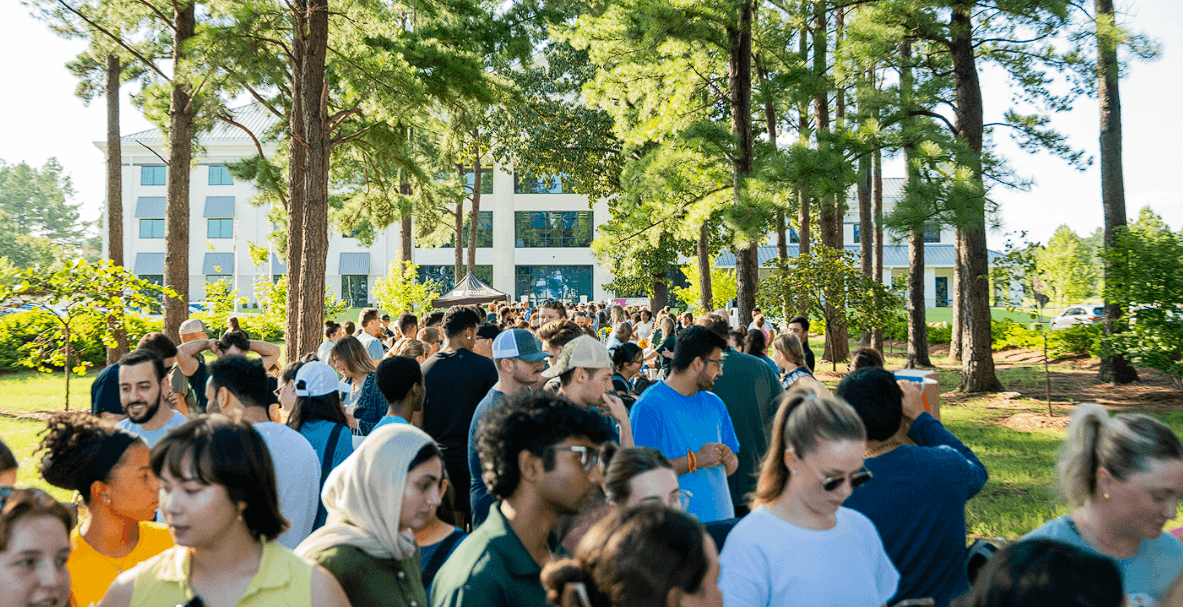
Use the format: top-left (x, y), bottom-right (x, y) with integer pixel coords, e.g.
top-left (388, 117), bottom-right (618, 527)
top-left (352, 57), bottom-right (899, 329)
top-left (1058, 403), bottom-right (1183, 507)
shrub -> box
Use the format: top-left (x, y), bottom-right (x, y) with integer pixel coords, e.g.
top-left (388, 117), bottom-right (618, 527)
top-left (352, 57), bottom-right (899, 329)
top-left (927, 324), bottom-right (952, 344)
top-left (1048, 324), bottom-right (1101, 358)
top-left (991, 318), bottom-right (1042, 351)
top-left (0, 310), bottom-right (162, 372)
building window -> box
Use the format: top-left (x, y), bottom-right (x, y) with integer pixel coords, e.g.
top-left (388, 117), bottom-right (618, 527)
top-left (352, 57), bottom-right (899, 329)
top-left (514, 173), bottom-right (573, 194)
top-left (428, 211), bottom-right (493, 249)
top-left (342, 228), bottom-right (363, 239)
top-left (206, 275), bottom-right (232, 284)
top-left (208, 218), bottom-right (234, 239)
top-left (463, 167), bottom-right (494, 195)
top-left (418, 265), bottom-right (494, 292)
top-left (851, 224), bottom-right (860, 243)
top-left (341, 275), bottom-right (369, 307)
top-left (209, 165), bottom-right (234, 185)
top-left (789, 226), bottom-right (799, 244)
top-left (140, 165), bottom-right (166, 186)
top-left (514, 211), bottom-right (593, 248)
top-left (139, 218), bottom-right (165, 239)
top-left (924, 224), bottom-right (941, 243)
top-left (515, 265), bottom-right (593, 303)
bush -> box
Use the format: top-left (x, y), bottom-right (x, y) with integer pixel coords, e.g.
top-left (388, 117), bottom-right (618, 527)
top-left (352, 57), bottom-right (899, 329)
top-left (991, 318), bottom-right (1042, 351)
top-left (241, 313), bottom-right (284, 343)
top-left (1048, 324), bottom-right (1101, 358)
top-left (0, 310), bottom-right (162, 372)
top-left (927, 324), bottom-right (952, 344)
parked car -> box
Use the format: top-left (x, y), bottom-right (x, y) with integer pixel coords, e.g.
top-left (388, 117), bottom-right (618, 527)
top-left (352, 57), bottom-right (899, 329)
top-left (1050, 304), bottom-right (1105, 331)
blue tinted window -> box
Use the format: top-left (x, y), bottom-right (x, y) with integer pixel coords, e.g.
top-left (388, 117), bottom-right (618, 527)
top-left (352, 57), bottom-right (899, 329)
top-left (209, 166), bottom-right (234, 185)
top-left (208, 218), bottom-right (234, 239)
top-left (139, 219), bottom-right (165, 239)
top-left (514, 211), bottom-right (593, 247)
top-left (515, 265), bottom-right (593, 303)
top-left (141, 166), bottom-right (166, 186)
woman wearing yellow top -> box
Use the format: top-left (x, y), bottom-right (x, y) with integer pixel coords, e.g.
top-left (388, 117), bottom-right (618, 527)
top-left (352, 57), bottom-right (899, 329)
top-left (38, 412), bottom-right (173, 607)
top-left (98, 415), bottom-right (349, 607)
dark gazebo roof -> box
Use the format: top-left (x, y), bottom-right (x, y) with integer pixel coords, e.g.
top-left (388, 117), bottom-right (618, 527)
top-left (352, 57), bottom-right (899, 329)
top-left (431, 272), bottom-right (510, 308)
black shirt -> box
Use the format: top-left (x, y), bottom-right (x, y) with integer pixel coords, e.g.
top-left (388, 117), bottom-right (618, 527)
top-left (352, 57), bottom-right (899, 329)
top-left (804, 344), bottom-right (816, 373)
top-left (90, 364), bottom-right (122, 416)
top-left (187, 357), bottom-right (210, 414)
top-left (420, 348), bottom-right (498, 462)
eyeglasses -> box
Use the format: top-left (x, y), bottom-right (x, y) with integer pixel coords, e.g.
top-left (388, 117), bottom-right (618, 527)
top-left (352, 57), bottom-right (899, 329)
top-left (797, 455), bottom-right (872, 492)
top-left (705, 358), bottom-right (722, 367)
top-left (551, 445), bottom-right (604, 473)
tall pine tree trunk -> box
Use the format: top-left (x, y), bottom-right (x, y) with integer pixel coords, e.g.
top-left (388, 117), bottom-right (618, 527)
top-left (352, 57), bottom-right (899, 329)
top-left (697, 222), bottom-right (713, 311)
top-left (949, 230), bottom-right (964, 361)
top-left (399, 179), bottom-right (413, 265)
top-left (162, 3), bottom-right (196, 343)
top-left (858, 155), bottom-right (873, 347)
top-left (901, 40), bottom-right (930, 367)
top-left (949, 4), bottom-right (1001, 392)
top-left (1096, 0), bottom-right (1138, 384)
top-left (651, 276), bottom-right (669, 312)
top-left (296, 0), bottom-right (330, 358)
top-left (105, 54), bottom-right (128, 365)
top-left (756, 58), bottom-right (789, 264)
top-left (796, 24), bottom-right (811, 318)
top-left (731, 1), bottom-right (757, 327)
top-left (467, 139), bottom-right (481, 276)
top-left (871, 145), bottom-right (884, 351)
top-left (283, 11), bottom-right (306, 364)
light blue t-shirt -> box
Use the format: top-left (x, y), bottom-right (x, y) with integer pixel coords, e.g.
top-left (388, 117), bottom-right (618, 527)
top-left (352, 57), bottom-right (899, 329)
top-left (629, 380), bottom-right (740, 522)
top-left (372, 415), bottom-right (410, 433)
top-left (116, 410), bottom-right (187, 448)
top-left (1023, 514), bottom-right (1183, 605)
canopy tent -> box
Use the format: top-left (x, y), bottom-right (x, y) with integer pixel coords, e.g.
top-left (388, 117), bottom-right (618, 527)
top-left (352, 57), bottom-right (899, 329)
top-left (431, 272), bottom-right (510, 308)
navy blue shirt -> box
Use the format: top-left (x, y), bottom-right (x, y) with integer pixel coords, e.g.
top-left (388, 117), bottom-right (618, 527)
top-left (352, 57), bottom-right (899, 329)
top-left (842, 412), bottom-right (988, 607)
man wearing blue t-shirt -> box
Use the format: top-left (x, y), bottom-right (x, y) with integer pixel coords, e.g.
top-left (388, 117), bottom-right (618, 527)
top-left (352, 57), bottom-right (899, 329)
top-left (629, 325), bottom-right (739, 523)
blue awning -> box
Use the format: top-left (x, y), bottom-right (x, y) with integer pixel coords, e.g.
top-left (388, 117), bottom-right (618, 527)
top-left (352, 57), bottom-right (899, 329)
top-left (203, 253), bottom-right (235, 275)
top-left (133, 252), bottom-right (164, 275)
top-left (203, 196), bottom-right (235, 218)
top-left (339, 252), bottom-right (370, 275)
top-left (133, 197), bottom-right (165, 218)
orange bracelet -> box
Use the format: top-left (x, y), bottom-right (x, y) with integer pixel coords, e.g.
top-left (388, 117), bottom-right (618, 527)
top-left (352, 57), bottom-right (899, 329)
top-left (687, 448), bottom-right (697, 473)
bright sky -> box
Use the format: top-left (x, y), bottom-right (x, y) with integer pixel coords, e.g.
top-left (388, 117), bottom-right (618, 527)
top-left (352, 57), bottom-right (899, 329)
top-left (1, 1), bottom-right (1179, 250)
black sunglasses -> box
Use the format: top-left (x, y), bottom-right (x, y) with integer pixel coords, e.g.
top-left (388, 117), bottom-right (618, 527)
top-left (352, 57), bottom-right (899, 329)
top-left (798, 456), bottom-right (873, 492)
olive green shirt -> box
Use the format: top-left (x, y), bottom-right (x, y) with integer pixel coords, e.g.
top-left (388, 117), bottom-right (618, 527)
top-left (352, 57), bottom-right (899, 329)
top-left (315, 544), bottom-right (428, 607)
top-left (430, 502), bottom-right (563, 607)
top-left (711, 348), bottom-right (784, 511)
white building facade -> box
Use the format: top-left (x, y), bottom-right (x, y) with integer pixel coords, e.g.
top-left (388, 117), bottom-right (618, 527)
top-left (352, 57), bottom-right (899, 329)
top-left (97, 105), bottom-right (615, 306)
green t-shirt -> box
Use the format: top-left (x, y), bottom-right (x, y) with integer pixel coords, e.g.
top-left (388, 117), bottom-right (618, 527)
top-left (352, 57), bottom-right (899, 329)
top-left (431, 502), bottom-right (563, 607)
top-left (710, 348), bottom-right (784, 511)
top-left (316, 544), bottom-right (427, 607)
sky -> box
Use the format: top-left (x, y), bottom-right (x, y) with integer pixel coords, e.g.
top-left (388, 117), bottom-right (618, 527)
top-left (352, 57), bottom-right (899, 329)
top-left (1, 1), bottom-right (1180, 251)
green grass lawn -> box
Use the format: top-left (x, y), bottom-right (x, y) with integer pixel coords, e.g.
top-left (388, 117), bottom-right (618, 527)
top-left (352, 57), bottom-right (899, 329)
top-left (923, 307), bottom-right (1051, 325)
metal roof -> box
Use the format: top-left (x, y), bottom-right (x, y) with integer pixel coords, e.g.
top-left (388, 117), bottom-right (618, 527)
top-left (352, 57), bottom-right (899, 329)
top-left (339, 252), bottom-right (370, 275)
top-left (715, 244), bottom-right (1002, 268)
top-left (121, 103), bottom-right (281, 144)
top-left (270, 254), bottom-right (287, 274)
top-left (845, 177), bottom-right (905, 205)
top-left (133, 197), bottom-right (166, 218)
top-left (203, 253), bottom-right (236, 275)
top-left (133, 252), bottom-right (164, 275)
top-left (203, 196), bottom-right (235, 218)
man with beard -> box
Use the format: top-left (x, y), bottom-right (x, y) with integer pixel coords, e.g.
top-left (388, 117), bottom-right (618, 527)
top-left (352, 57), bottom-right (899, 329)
top-left (115, 350), bottom-right (187, 447)
top-left (467, 328), bottom-right (549, 526)
top-left (628, 325), bottom-right (740, 523)
top-left (548, 335), bottom-right (633, 448)
top-left (432, 391), bottom-right (612, 607)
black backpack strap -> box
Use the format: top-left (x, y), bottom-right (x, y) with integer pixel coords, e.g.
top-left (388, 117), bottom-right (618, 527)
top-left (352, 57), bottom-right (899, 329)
top-left (315, 423), bottom-right (347, 527)
top-left (424, 531), bottom-right (465, 590)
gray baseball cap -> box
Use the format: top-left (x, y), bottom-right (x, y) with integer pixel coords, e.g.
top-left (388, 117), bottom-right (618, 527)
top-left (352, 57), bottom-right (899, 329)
top-left (541, 335), bottom-right (612, 378)
top-left (491, 329), bottom-right (549, 362)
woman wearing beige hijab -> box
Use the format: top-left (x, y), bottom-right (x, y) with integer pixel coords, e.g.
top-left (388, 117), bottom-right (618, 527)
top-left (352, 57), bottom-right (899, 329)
top-left (296, 424), bottom-right (444, 607)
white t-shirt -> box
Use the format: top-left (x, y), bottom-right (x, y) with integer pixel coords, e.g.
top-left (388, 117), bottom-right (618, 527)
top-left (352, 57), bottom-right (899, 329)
top-left (634, 320), bottom-right (655, 340)
top-left (316, 339), bottom-right (335, 363)
top-left (719, 505), bottom-right (899, 607)
top-left (116, 410), bottom-right (187, 448)
top-left (252, 421), bottom-right (321, 550)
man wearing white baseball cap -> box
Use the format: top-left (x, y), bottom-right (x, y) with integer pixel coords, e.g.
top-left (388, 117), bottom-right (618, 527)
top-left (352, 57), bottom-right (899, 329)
top-left (466, 328), bottom-right (549, 527)
top-left (543, 335), bottom-right (633, 450)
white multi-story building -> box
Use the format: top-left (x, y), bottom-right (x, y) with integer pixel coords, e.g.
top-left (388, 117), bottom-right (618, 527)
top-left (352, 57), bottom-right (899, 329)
top-left (96, 104), bottom-right (615, 306)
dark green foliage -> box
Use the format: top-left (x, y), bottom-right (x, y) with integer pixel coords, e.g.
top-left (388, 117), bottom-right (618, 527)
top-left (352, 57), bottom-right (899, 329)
top-left (0, 311), bottom-right (161, 372)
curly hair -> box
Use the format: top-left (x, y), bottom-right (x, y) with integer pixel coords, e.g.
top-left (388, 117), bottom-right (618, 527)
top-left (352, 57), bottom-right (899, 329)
top-left (38, 411), bottom-right (143, 503)
top-left (476, 391), bottom-right (613, 500)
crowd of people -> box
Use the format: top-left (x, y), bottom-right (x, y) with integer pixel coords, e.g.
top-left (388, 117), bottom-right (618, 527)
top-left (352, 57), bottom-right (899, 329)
top-left (0, 300), bottom-right (1181, 607)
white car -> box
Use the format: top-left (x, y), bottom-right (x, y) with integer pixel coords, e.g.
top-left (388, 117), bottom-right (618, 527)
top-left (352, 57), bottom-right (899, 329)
top-left (1050, 304), bottom-right (1105, 331)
